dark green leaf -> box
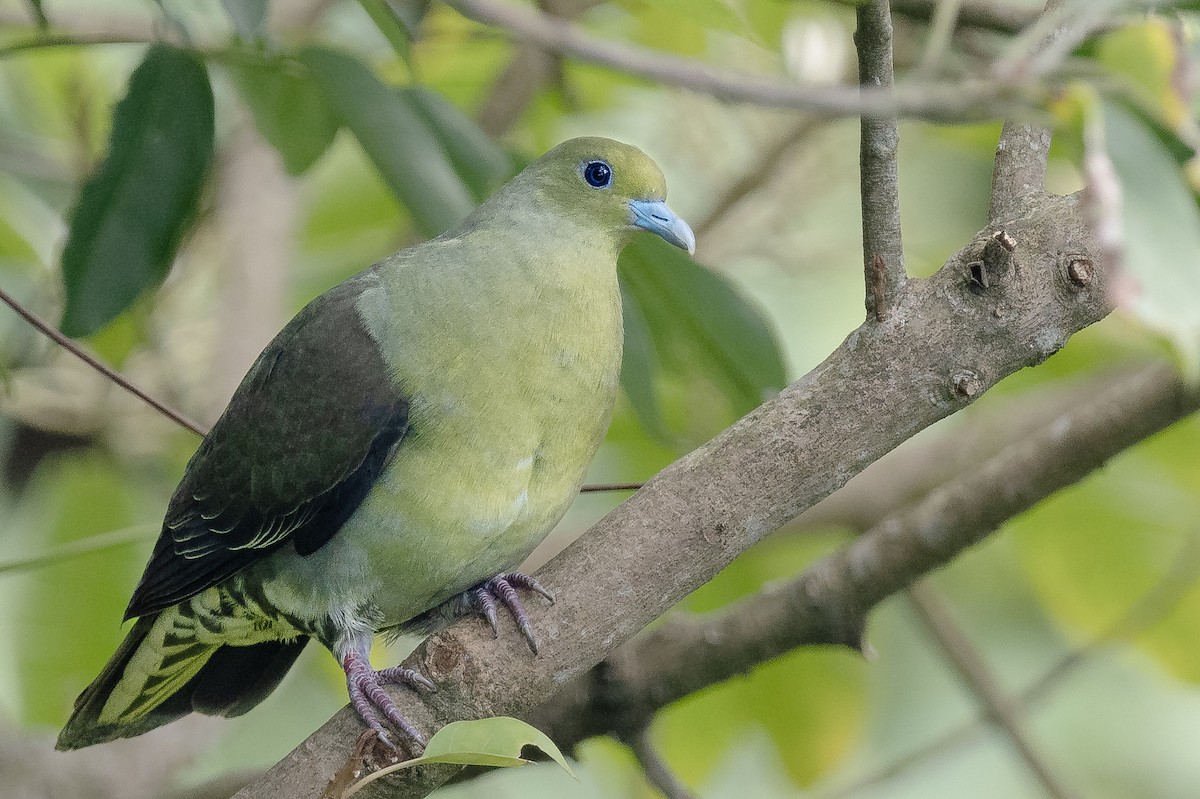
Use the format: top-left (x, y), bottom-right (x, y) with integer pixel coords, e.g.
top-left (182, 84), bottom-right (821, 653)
top-left (59, 44), bottom-right (214, 337)
top-left (300, 46), bottom-right (475, 237)
top-left (619, 283), bottom-right (671, 442)
top-left (357, 0), bottom-right (415, 61)
top-left (401, 86), bottom-right (516, 201)
top-left (618, 238), bottom-right (786, 429)
top-left (224, 54), bottom-right (340, 176)
top-left (221, 0), bottom-right (268, 43)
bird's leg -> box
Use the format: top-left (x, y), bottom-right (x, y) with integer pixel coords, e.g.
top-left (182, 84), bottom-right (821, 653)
top-left (464, 572), bottom-right (554, 654)
top-left (340, 642), bottom-right (434, 749)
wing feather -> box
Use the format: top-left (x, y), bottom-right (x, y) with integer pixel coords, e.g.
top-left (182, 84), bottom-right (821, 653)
top-left (125, 273), bottom-right (408, 619)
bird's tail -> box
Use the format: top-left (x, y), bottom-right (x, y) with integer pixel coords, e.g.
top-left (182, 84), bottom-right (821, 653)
top-left (57, 607), bottom-right (308, 749)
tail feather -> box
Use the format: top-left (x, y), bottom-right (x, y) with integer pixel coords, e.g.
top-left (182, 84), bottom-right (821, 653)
top-left (57, 613), bottom-right (309, 750)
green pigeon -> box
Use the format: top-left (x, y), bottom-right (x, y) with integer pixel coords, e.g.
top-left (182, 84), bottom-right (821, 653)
top-left (57, 137), bottom-right (694, 750)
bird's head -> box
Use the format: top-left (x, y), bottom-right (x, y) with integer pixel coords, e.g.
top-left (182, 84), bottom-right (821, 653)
top-left (512, 136), bottom-right (696, 255)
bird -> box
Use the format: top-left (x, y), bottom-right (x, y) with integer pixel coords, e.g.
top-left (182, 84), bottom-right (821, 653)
top-left (56, 136), bottom-right (695, 750)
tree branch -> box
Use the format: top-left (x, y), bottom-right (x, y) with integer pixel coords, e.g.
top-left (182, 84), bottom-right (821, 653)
top-left (855, 0), bottom-right (906, 321)
top-left (907, 584), bottom-right (1082, 799)
top-left (916, 0), bottom-right (965, 75)
top-left (830, 0), bottom-right (1038, 35)
top-left (692, 118), bottom-right (827, 242)
top-left (232, 186), bottom-right (1111, 799)
top-left (626, 728), bottom-right (695, 799)
top-left (524, 362), bottom-right (1198, 755)
top-left (476, 0), bottom-right (602, 137)
top-left (988, 0), bottom-right (1064, 222)
top-left (0, 287), bottom-right (207, 436)
top-left (818, 530), bottom-right (1200, 798)
top-left (444, 0), bottom-right (1032, 120)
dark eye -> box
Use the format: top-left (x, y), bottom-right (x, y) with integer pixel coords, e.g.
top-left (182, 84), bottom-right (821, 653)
top-left (583, 160), bottom-right (612, 188)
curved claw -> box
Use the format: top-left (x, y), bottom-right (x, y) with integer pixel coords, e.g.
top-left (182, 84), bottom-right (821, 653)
top-left (342, 651), bottom-right (430, 748)
top-left (469, 587), bottom-right (500, 637)
top-left (498, 572), bottom-right (555, 603)
top-left (467, 572), bottom-right (553, 655)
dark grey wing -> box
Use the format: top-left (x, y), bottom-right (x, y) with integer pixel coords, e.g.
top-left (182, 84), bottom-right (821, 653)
top-left (125, 274), bottom-right (409, 619)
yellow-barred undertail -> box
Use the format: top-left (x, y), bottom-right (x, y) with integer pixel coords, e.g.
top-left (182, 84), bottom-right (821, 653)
top-left (58, 137), bottom-right (694, 750)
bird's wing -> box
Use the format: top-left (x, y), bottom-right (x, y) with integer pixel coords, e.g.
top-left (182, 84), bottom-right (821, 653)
top-left (125, 273), bottom-right (409, 619)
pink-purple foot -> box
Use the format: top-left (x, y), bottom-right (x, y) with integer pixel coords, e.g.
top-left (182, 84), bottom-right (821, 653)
top-left (342, 650), bottom-right (435, 748)
top-left (467, 572), bottom-right (554, 654)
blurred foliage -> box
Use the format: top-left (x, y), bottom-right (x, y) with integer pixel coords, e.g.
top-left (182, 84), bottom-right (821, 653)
top-left (58, 44), bottom-right (213, 337)
top-left (0, 1), bottom-right (1198, 798)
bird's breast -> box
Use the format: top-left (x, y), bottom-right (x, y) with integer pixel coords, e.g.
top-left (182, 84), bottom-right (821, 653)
top-left (328, 249), bottom-right (623, 625)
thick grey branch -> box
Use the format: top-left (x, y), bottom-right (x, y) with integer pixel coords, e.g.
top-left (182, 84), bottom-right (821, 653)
top-left (233, 190), bottom-right (1110, 799)
top-left (527, 362), bottom-right (1198, 753)
top-left (855, 0), bottom-right (906, 321)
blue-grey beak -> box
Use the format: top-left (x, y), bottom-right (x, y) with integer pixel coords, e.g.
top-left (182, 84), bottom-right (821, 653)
top-left (629, 199), bottom-right (696, 255)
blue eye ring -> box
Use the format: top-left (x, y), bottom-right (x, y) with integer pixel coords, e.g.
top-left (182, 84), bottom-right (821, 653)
top-left (583, 160), bottom-right (612, 188)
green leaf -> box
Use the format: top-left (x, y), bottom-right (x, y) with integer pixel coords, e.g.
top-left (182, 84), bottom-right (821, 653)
top-left (1102, 101), bottom-right (1200, 367)
top-left (619, 284), bottom-right (671, 443)
top-left (224, 54), bottom-right (340, 176)
top-left (1096, 19), bottom-right (1196, 142)
top-left (221, 0), bottom-right (269, 43)
top-left (342, 717), bottom-right (575, 797)
top-left (618, 238), bottom-right (787, 439)
top-left (357, 0), bottom-right (415, 62)
top-left (300, 46), bottom-right (475, 237)
top-left (59, 44), bottom-right (214, 337)
top-left (400, 86), bottom-right (515, 201)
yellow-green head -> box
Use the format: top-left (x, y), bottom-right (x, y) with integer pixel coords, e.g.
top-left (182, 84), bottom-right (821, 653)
top-left (477, 136), bottom-right (695, 255)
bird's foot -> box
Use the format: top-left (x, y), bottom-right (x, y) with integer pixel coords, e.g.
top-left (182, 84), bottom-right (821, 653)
top-left (466, 572), bottom-right (554, 654)
top-left (342, 650), bottom-right (435, 749)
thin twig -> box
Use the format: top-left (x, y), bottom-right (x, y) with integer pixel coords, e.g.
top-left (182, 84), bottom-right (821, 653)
top-left (917, 0), bottom-right (965, 75)
top-left (816, 532), bottom-right (1200, 799)
top-left (477, 0), bottom-right (603, 137)
top-left (830, 0), bottom-right (1038, 35)
top-left (692, 118), bottom-right (826, 241)
top-left (0, 286), bottom-right (207, 436)
top-left (626, 728), bottom-right (695, 799)
top-left (855, 0), bottom-right (906, 321)
top-left (445, 0), bottom-right (1027, 120)
top-left (987, 0), bottom-right (1065, 221)
top-left (992, 0), bottom-right (1132, 82)
top-left (907, 583), bottom-right (1083, 799)
top-left (0, 524), bottom-right (157, 576)
top-left (578, 481), bottom-right (642, 493)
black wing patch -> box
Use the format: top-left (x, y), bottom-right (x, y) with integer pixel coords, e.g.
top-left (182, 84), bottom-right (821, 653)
top-left (125, 275), bottom-right (409, 619)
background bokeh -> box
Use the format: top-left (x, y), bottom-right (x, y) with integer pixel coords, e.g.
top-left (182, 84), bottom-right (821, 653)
top-left (2, 0), bottom-right (1200, 796)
